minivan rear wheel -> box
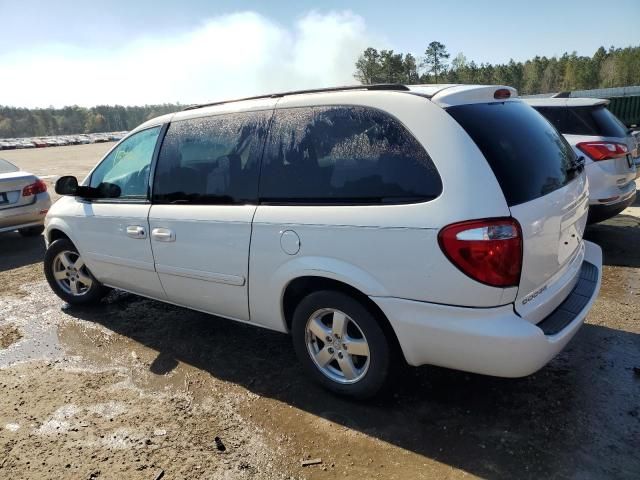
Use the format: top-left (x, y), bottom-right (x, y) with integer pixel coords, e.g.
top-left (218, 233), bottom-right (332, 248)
top-left (291, 290), bottom-right (391, 399)
top-left (44, 238), bottom-right (109, 305)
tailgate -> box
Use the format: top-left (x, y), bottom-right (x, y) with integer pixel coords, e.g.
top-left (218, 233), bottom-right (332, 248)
top-left (510, 173), bottom-right (589, 323)
top-left (446, 99), bottom-right (591, 323)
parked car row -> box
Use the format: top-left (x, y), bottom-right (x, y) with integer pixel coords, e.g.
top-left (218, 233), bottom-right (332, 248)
top-left (0, 132), bottom-right (127, 150)
top-left (41, 83), bottom-right (621, 398)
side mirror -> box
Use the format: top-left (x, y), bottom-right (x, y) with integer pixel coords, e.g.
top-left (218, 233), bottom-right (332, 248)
top-left (54, 176), bottom-right (121, 199)
top-left (96, 182), bottom-right (122, 198)
top-left (55, 176), bottom-right (79, 195)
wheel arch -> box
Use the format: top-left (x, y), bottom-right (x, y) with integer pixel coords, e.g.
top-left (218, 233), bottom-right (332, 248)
top-left (45, 219), bottom-right (76, 247)
top-left (281, 275), bottom-right (405, 362)
top-left (48, 228), bottom-right (71, 243)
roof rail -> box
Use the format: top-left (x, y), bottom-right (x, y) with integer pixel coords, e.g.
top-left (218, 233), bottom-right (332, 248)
top-left (182, 84), bottom-right (410, 111)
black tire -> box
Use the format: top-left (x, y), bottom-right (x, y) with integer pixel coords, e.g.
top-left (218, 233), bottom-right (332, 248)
top-left (291, 290), bottom-right (391, 399)
top-left (44, 238), bottom-right (109, 305)
top-left (18, 225), bottom-right (44, 237)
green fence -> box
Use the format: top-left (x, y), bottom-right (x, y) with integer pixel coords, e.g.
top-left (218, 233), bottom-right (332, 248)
top-left (607, 96), bottom-right (640, 127)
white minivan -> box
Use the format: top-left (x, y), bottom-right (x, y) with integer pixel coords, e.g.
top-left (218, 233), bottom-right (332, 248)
top-left (44, 84), bottom-right (602, 398)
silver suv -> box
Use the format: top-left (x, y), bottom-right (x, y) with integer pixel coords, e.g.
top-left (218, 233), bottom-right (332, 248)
top-left (525, 98), bottom-right (638, 223)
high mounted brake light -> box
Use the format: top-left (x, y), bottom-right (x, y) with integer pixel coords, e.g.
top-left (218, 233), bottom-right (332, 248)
top-left (494, 89), bottom-right (511, 100)
top-left (439, 218), bottom-right (522, 288)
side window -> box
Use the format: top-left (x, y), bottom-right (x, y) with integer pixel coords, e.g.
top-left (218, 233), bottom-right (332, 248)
top-left (90, 126), bottom-right (161, 199)
top-left (153, 111), bottom-right (269, 204)
top-left (260, 106), bottom-right (442, 203)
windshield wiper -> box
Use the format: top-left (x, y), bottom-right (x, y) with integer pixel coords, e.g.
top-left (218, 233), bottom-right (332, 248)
top-left (568, 155), bottom-right (585, 174)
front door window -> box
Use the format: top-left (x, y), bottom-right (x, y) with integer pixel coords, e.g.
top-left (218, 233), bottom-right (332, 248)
top-left (90, 126), bottom-right (161, 199)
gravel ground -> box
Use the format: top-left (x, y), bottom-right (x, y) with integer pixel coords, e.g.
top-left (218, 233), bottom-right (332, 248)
top-left (0, 145), bottom-right (639, 479)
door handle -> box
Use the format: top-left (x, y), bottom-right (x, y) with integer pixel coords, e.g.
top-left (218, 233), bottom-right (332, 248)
top-left (151, 227), bottom-right (176, 242)
top-left (126, 225), bottom-right (147, 239)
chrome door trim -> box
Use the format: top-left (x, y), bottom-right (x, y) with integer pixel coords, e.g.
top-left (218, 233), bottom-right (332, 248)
top-left (155, 263), bottom-right (246, 286)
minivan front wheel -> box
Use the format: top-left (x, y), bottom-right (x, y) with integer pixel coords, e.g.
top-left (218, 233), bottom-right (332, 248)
top-left (292, 291), bottom-right (391, 399)
top-left (44, 239), bottom-right (109, 305)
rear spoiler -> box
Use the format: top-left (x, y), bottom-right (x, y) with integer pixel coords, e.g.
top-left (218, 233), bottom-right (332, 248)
top-left (427, 85), bottom-right (519, 108)
top-left (552, 92), bottom-right (610, 106)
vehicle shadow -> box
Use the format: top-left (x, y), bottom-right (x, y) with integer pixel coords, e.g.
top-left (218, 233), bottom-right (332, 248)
top-left (584, 213), bottom-right (640, 267)
top-left (0, 232), bottom-right (45, 272)
top-left (64, 294), bottom-right (640, 479)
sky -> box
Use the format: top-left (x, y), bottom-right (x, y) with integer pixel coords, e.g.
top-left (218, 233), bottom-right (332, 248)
top-left (0, 0), bottom-right (638, 107)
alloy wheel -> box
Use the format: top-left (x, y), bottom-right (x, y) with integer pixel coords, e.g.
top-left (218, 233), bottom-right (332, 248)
top-left (305, 308), bottom-right (371, 384)
top-left (52, 250), bottom-right (93, 296)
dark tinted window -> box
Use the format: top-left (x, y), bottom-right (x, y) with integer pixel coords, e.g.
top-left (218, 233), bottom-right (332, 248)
top-left (260, 106), bottom-right (442, 203)
top-left (0, 159), bottom-right (19, 174)
top-left (448, 101), bottom-right (578, 206)
top-left (534, 107), bottom-right (567, 132)
top-left (535, 106), bottom-right (628, 138)
top-left (153, 111), bottom-right (270, 204)
top-left (590, 107), bottom-right (628, 137)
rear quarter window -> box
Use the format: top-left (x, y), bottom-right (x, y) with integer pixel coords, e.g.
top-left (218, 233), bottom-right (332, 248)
top-left (260, 105), bottom-right (442, 204)
top-left (448, 101), bottom-right (578, 206)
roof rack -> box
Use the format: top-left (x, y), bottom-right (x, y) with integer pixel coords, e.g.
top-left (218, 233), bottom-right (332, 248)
top-left (182, 84), bottom-right (410, 111)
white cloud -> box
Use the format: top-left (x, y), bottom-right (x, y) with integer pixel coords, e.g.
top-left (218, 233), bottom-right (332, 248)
top-left (0, 11), bottom-right (373, 108)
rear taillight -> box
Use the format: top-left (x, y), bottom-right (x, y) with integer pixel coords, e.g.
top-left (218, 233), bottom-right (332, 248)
top-left (22, 179), bottom-right (47, 196)
top-left (576, 142), bottom-right (628, 161)
top-left (438, 218), bottom-right (522, 288)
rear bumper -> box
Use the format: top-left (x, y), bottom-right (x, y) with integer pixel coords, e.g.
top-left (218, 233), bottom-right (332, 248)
top-left (588, 188), bottom-right (636, 223)
top-left (0, 193), bottom-right (51, 232)
top-left (372, 241), bottom-right (602, 377)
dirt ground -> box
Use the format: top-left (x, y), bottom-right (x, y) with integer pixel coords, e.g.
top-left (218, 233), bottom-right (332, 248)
top-left (1, 145), bottom-right (639, 479)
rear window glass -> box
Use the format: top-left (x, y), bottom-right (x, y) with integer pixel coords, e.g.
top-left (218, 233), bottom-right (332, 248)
top-left (590, 107), bottom-right (628, 137)
top-left (448, 101), bottom-right (578, 206)
top-left (535, 106), bottom-right (628, 138)
top-left (0, 158), bottom-right (19, 174)
top-left (260, 106), bottom-right (442, 204)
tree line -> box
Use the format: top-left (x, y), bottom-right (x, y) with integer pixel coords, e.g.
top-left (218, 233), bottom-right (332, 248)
top-left (0, 104), bottom-right (181, 139)
top-left (354, 42), bottom-right (640, 95)
top-left (2, 43), bottom-right (638, 138)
